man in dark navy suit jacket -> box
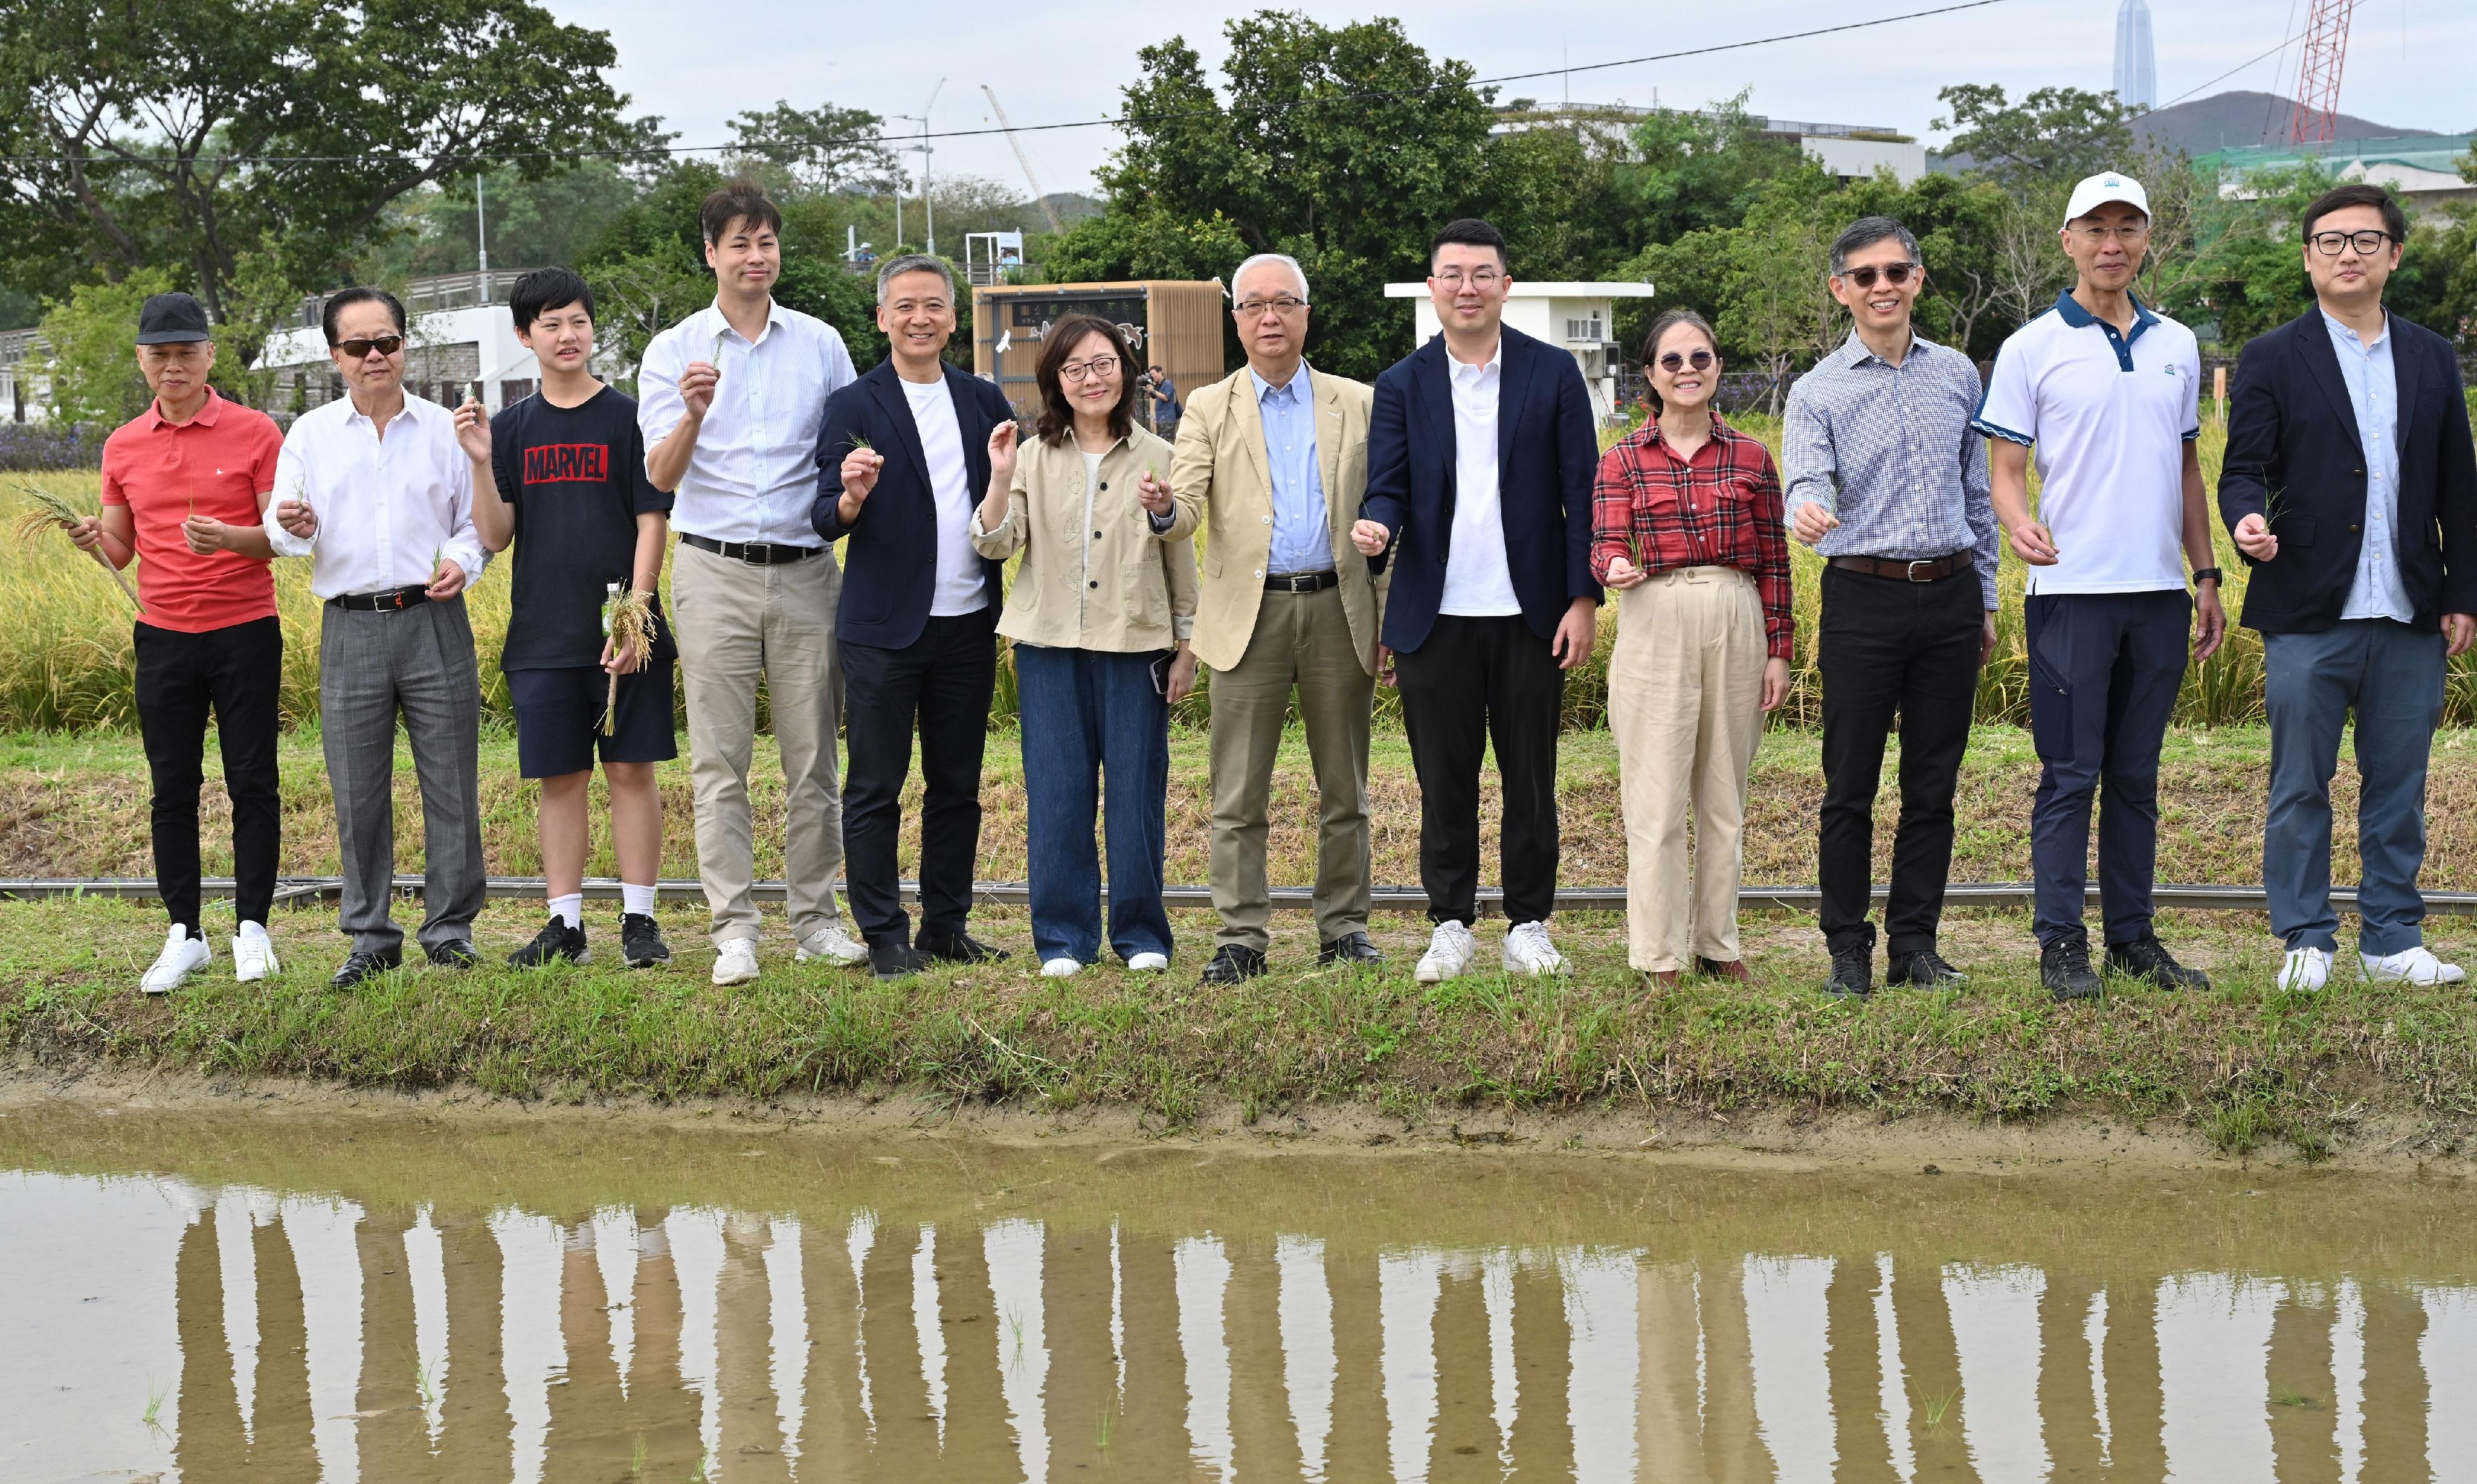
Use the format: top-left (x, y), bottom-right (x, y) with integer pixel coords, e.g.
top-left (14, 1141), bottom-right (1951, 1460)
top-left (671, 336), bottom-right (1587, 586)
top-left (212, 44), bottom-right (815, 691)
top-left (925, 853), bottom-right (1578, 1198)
top-left (1352, 218), bottom-right (1602, 984)
top-left (815, 254), bottom-right (1014, 979)
top-left (2219, 182), bottom-right (2477, 993)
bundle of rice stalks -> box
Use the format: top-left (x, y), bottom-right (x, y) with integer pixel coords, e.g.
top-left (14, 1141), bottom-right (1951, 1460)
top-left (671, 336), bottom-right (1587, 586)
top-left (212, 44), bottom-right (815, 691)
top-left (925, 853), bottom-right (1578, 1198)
top-left (12, 482), bottom-right (141, 613)
top-left (603, 586), bottom-right (654, 735)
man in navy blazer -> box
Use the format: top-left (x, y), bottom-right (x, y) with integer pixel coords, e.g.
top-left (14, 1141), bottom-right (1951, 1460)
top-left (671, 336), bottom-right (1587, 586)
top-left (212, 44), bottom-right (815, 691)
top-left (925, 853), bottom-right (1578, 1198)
top-left (815, 254), bottom-right (1014, 979)
top-left (1352, 218), bottom-right (1602, 984)
top-left (2219, 183), bottom-right (2477, 992)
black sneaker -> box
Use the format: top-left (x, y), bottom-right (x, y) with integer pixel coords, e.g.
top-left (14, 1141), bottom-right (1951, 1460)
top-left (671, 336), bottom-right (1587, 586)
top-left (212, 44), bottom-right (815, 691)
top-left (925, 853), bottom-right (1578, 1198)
top-left (331, 948), bottom-right (403, 989)
top-left (2106, 934), bottom-right (2211, 991)
top-left (2042, 939), bottom-right (2104, 1001)
top-left (868, 939), bottom-right (926, 981)
top-left (1198, 944), bottom-right (1267, 986)
top-left (1887, 948), bottom-right (1969, 989)
top-left (424, 939), bottom-right (482, 970)
top-left (1317, 931), bottom-right (1382, 967)
top-left (620, 913), bottom-right (671, 968)
top-left (1824, 946), bottom-right (1873, 999)
top-left (916, 929), bottom-right (1009, 965)
top-left (509, 916), bottom-right (589, 968)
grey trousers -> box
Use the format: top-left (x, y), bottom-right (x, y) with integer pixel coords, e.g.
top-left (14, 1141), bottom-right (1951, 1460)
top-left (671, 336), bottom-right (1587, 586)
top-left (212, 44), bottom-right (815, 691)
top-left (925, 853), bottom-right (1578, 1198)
top-left (318, 597), bottom-right (486, 956)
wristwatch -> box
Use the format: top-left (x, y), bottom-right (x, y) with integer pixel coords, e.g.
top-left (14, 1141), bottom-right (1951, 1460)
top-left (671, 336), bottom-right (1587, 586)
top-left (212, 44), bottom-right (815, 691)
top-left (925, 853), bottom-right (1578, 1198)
top-left (2191, 566), bottom-right (2223, 586)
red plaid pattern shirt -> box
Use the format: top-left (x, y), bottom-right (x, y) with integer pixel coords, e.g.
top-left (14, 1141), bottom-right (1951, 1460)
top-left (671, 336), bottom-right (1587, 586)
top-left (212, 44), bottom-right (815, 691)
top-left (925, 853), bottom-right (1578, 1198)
top-left (1590, 413), bottom-right (1794, 659)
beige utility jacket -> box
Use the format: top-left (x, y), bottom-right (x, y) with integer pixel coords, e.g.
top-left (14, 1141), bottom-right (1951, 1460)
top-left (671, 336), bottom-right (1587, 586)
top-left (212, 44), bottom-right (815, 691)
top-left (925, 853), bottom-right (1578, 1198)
top-left (972, 423), bottom-right (1197, 652)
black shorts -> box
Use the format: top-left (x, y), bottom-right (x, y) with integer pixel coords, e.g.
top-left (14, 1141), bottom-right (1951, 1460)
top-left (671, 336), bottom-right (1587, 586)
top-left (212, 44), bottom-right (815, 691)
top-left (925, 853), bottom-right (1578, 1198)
top-left (507, 662), bottom-right (678, 779)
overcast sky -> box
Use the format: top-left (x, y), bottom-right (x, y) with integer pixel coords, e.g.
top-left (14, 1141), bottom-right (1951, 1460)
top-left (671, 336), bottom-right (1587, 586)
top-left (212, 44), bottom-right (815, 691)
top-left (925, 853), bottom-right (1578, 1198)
top-left (558, 0), bottom-right (2472, 196)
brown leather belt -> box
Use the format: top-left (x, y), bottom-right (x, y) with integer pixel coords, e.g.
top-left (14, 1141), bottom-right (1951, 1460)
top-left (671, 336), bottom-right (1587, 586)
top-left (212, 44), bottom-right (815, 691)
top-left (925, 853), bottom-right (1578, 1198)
top-left (1829, 552), bottom-right (1974, 583)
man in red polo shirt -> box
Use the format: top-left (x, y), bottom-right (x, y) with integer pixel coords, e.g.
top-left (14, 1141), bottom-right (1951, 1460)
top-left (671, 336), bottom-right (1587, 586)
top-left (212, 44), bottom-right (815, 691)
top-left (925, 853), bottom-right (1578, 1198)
top-left (71, 292), bottom-right (287, 992)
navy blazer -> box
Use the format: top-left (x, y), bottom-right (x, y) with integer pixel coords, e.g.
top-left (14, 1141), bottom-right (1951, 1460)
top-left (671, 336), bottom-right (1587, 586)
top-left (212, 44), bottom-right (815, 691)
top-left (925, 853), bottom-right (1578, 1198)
top-left (812, 360), bottom-right (1013, 649)
top-left (1359, 325), bottom-right (1601, 652)
top-left (2218, 308), bottom-right (2477, 633)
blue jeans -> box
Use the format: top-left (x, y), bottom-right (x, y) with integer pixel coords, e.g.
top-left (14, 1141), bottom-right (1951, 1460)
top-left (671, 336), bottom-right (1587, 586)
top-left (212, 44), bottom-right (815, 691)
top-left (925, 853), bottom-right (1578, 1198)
top-left (2026, 590), bottom-right (2190, 947)
top-left (2263, 620), bottom-right (2445, 955)
top-left (1016, 644), bottom-right (1173, 963)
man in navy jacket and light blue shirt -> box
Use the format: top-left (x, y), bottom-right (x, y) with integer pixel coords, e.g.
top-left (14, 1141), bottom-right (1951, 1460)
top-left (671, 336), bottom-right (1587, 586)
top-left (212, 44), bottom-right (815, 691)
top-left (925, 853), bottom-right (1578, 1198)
top-left (2219, 181), bottom-right (2477, 992)
top-left (1353, 217), bottom-right (1601, 984)
top-left (816, 254), bottom-right (1014, 981)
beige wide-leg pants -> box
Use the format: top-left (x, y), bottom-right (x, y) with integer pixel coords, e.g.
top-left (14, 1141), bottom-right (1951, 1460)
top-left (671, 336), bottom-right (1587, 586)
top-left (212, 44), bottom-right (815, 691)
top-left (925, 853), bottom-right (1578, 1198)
top-left (670, 540), bottom-right (849, 948)
top-left (1609, 566), bottom-right (1768, 973)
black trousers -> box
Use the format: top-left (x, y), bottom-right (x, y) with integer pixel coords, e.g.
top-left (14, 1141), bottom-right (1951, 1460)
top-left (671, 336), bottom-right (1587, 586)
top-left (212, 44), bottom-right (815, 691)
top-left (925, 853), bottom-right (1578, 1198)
top-left (1816, 565), bottom-right (1983, 956)
top-left (133, 617), bottom-right (283, 931)
top-left (840, 607), bottom-right (999, 945)
top-left (1393, 614), bottom-right (1565, 926)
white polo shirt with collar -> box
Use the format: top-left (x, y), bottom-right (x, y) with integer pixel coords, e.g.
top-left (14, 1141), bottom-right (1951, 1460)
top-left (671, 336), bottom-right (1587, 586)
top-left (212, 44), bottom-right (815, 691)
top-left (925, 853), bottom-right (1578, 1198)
top-left (1972, 289), bottom-right (2200, 596)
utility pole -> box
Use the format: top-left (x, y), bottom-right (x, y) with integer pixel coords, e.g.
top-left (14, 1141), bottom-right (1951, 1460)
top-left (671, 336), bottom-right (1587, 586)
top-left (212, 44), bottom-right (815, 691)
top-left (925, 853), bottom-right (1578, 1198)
top-left (476, 173), bottom-right (490, 293)
top-left (892, 79), bottom-right (946, 256)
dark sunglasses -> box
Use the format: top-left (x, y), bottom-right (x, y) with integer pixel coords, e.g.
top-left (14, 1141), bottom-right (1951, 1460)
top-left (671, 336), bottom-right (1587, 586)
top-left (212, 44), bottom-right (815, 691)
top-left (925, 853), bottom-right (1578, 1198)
top-left (1657, 349), bottom-right (1715, 373)
top-left (1839, 263), bottom-right (1917, 289)
top-left (335, 334), bottom-right (406, 359)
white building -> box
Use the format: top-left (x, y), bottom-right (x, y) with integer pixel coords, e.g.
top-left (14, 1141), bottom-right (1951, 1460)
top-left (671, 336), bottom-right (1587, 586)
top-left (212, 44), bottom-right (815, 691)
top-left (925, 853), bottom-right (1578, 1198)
top-left (0, 328), bottom-right (50, 423)
top-left (2114, 0), bottom-right (2158, 110)
top-left (1384, 280), bottom-right (1661, 422)
top-left (255, 269), bottom-right (560, 415)
top-left (1492, 104), bottom-right (1926, 186)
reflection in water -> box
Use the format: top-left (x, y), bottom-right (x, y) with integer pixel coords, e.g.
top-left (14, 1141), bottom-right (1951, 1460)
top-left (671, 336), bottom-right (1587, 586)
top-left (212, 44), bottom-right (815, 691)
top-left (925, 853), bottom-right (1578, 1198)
top-left (9, 1145), bottom-right (2477, 1482)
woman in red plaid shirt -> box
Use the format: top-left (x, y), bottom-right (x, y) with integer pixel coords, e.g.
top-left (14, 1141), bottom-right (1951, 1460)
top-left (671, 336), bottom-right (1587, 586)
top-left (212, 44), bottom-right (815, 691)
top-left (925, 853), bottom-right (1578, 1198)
top-left (1594, 309), bottom-right (1793, 987)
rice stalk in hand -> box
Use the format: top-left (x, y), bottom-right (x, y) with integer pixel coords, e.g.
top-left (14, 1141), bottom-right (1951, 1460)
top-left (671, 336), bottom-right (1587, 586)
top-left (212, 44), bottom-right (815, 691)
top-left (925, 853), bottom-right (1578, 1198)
top-left (602, 586), bottom-right (653, 735)
top-left (12, 482), bottom-right (141, 613)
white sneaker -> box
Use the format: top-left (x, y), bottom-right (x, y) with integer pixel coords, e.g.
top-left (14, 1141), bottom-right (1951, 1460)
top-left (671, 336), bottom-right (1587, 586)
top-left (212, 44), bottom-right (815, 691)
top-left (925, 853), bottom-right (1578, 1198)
top-left (1502, 921), bottom-right (1569, 976)
top-left (141, 926), bottom-right (211, 995)
top-left (1040, 957), bottom-right (1083, 978)
top-left (795, 922), bottom-right (870, 966)
top-left (232, 922), bottom-right (279, 983)
top-left (1415, 921), bottom-right (1478, 984)
top-left (711, 937), bottom-right (760, 986)
top-left (2278, 945), bottom-right (2331, 992)
top-left (1125, 952), bottom-right (1169, 973)
top-left (2360, 945), bottom-right (2467, 986)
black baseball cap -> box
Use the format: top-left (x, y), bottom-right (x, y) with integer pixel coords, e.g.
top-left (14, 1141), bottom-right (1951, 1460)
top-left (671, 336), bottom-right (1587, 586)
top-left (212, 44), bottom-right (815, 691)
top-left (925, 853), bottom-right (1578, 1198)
top-left (136, 292), bottom-right (212, 345)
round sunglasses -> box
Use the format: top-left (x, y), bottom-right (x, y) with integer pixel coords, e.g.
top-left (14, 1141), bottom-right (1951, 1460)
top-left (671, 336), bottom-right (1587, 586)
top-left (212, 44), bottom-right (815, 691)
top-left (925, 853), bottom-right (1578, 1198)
top-left (1837, 263), bottom-right (1918, 289)
top-left (1656, 349), bottom-right (1715, 373)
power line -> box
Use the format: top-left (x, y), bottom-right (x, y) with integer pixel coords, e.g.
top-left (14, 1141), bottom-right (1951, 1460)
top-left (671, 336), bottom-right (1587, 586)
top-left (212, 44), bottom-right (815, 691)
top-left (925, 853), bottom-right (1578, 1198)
top-left (0, 0), bottom-right (2011, 168)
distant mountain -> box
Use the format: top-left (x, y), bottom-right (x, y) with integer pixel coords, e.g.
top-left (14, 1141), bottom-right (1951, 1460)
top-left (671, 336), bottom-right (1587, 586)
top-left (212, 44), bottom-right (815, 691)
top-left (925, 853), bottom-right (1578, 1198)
top-left (2134, 90), bottom-right (2436, 156)
top-left (1040, 192), bottom-right (1104, 225)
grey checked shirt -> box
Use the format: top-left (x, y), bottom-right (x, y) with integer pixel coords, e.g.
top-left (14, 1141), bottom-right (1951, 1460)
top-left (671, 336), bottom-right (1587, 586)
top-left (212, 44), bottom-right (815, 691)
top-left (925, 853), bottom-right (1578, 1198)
top-left (1783, 332), bottom-right (2000, 609)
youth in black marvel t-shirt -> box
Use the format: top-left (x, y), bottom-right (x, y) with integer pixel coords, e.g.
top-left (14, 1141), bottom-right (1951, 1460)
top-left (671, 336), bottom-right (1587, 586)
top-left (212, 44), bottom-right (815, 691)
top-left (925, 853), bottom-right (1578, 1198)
top-left (488, 386), bottom-right (677, 671)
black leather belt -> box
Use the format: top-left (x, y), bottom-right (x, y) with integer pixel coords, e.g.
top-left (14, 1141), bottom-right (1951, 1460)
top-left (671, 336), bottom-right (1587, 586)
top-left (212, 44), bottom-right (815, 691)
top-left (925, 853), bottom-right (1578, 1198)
top-left (681, 532), bottom-right (819, 565)
top-left (1829, 551), bottom-right (1974, 583)
top-left (1265, 570), bottom-right (1340, 593)
top-left (328, 584), bottom-right (430, 613)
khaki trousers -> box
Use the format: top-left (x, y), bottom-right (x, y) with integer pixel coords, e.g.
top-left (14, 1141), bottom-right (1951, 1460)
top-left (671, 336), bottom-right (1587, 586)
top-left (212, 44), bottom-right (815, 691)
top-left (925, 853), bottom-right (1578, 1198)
top-left (1207, 584), bottom-right (1375, 950)
top-left (671, 540), bottom-right (848, 947)
top-left (1609, 568), bottom-right (1767, 972)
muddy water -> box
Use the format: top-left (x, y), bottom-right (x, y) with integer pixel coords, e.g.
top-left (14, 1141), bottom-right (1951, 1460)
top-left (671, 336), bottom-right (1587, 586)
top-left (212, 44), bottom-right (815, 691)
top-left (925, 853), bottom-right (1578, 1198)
top-left (5, 1106), bottom-right (2475, 1483)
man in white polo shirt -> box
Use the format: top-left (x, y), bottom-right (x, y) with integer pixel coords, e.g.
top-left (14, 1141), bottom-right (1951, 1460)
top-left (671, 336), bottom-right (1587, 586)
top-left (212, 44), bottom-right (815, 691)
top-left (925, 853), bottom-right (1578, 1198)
top-left (1974, 171), bottom-right (2227, 1001)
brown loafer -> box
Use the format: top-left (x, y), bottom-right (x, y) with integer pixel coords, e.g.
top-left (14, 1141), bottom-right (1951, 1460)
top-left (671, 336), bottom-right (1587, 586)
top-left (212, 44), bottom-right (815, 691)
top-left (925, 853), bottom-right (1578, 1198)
top-left (1696, 957), bottom-right (1751, 982)
top-left (1642, 969), bottom-right (1681, 990)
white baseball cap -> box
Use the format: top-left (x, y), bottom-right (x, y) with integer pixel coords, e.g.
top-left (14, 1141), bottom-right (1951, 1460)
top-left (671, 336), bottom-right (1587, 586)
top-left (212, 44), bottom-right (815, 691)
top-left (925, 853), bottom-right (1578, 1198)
top-left (2062, 171), bottom-right (2151, 228)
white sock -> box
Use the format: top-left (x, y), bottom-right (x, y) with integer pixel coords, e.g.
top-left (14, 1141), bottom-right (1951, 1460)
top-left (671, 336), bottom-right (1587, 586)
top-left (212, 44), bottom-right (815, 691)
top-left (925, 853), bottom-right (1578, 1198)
top-left (549, 893), bottom-right (583, 929)
top-left (621, 882), bottom-right (656, 916)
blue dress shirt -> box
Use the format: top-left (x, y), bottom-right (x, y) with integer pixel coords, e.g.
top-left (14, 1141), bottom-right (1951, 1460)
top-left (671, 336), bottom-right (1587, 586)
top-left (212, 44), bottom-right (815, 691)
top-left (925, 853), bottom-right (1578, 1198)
top-left (1253, 365), bottom-right (1334, 575)
top-left (2323, 310), bottom-right (2411, 623)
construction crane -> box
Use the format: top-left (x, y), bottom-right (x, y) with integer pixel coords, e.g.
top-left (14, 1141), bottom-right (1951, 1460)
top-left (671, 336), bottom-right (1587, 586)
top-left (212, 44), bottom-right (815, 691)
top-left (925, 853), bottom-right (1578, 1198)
top-left (2285, 0), bottom-right (2359, 144)
top-left (983, 85), bottom-right (1063, 234)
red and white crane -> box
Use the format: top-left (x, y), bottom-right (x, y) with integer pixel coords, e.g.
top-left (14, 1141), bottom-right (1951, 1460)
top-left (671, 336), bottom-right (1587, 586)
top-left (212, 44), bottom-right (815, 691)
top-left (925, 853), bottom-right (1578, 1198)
top-left (2285, 0), bottom-right (2359, 144)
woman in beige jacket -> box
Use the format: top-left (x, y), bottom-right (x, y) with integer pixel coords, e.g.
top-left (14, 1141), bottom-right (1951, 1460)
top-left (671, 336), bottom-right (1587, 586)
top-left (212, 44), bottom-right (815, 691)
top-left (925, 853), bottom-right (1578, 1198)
top-left (972, 315), bottom-right (1198, 975)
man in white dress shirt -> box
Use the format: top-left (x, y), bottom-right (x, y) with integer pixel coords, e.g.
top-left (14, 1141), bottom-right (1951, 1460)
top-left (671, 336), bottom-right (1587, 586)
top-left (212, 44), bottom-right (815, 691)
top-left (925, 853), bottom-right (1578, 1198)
top-left (638, 180), bottom-right (866, 986)
top-left (268, 287), bottom-right (491, 987)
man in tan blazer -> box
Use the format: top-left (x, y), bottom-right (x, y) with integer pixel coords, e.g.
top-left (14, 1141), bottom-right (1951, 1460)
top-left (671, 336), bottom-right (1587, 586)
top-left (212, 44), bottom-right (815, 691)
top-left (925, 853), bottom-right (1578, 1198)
top-left (1162, 253), bottom-right (1386, 984)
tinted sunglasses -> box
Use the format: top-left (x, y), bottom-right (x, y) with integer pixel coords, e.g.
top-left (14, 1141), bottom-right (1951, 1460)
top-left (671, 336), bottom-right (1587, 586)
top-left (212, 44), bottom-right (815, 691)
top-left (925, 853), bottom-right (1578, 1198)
top-left (1657, 349), bottom-right (1715, 373)
top-left (335, 334), bottom-right (406, 359)
top-left (1839, 263), bottom-right (1917, 289)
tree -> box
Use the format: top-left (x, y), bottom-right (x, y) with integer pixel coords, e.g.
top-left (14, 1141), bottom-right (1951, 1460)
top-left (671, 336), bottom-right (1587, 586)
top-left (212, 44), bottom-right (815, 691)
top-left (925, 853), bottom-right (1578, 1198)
top-left (32, 270), bottom-right (171, 427)
top-left (1933, 84), bottom-right (2138, 192)
top-left (0, 0), bottom-right (633, 339)
top-left (375, 158), bottom-right (649, 280)
top-left (727, 102), bottom-right (906, 194)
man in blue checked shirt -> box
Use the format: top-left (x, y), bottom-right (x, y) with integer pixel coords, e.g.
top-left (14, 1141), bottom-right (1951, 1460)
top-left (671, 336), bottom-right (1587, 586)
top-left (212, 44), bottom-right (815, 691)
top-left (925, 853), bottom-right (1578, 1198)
top-left (1784, 216), bottom-right (1999, 1001)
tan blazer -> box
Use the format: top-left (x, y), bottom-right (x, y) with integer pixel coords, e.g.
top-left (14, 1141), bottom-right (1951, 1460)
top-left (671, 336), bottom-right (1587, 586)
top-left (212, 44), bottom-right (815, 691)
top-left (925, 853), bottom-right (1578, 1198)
top-left (1164, 364), bottom-right (1385, 675)
top-left (972, 425), bottom-right (1196, 652)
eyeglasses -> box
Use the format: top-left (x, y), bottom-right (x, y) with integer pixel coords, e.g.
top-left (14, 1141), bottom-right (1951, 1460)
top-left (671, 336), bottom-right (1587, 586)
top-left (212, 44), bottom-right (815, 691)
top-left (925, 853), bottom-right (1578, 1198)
top-left (1059, 355), bottom-right (1121, 383)
top-left (1433, 269), bottom-right (1502, 289)
top-left (2071, 222), bottom-right (2151, 245)
top-left (1838, 263), bottom-right (1918, 289)
top-left (2307, 228), bottom-right (2396, 256)
top-left (335, 334), bottom-right (405, 359)
top-left (1234, 296), bottom-right (1307, 318)
top-left (1656, 349), bottom-right (1715, 373)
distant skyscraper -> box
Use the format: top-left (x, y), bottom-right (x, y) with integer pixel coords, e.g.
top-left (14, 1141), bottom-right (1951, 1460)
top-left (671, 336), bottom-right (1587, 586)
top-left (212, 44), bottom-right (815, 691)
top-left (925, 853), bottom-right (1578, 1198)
top-left (2114, 0), bottom-right (2158, 110)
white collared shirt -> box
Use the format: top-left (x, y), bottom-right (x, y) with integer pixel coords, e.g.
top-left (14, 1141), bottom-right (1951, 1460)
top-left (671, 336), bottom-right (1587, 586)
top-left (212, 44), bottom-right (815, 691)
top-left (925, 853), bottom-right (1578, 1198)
top-left (266, 393), bottom-right (489, 600)
top-left (637, 298), bottom-right (856, 545)
top-left (1442, 337), bottom-right (1521, 616)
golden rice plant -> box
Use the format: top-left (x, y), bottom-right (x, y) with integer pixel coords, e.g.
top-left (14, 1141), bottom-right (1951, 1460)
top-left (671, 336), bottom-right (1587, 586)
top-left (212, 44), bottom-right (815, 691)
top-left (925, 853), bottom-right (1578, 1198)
top-left (601, 586), bottom-right (653, 735)
top-left (12, 479), bottom-right (142, 613)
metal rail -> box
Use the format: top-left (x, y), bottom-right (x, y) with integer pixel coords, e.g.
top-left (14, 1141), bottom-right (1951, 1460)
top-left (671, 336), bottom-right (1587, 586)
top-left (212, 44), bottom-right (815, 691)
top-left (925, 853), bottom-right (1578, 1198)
top-left (1, 877), bottom-right (2469, 916)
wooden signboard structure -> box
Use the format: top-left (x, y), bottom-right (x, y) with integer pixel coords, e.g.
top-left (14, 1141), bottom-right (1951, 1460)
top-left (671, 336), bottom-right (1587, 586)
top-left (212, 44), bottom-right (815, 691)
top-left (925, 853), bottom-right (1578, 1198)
top-left (971, 280), bottom-right (1227, 430)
